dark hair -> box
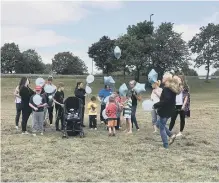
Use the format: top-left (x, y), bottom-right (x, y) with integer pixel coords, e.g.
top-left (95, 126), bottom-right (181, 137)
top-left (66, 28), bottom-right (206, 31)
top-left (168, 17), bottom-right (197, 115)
top-left (105, 85), bottom-right (110, 89)
top-left (57, 82), bottom-right (64, 90)
top-left (76, 82), bottom-right (83, 89)
top-left (18, 77), bottom-right (28, 91)
top-left (91, 96), bottom-right (96, 101)
top-left (116, 91), bottom-right (119, 94)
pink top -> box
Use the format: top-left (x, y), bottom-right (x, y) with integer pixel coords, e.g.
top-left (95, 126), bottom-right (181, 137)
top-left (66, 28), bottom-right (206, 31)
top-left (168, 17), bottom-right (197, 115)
top-left (106, 103), bottom-right (117, 119)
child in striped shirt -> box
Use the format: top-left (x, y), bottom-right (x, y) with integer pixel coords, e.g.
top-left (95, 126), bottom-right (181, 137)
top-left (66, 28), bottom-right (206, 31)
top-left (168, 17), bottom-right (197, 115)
top-left (122, 93), bottom-right (132, 134)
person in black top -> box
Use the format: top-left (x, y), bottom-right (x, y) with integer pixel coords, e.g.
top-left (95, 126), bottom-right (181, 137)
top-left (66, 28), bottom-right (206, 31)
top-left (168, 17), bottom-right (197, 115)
top-left (129, 80), bottom-right (141, 131)
top-left (29, 86), bottom-right (47, 136)
top-left (19, 77), bottom-right (35, 134)
top-left (74, 82), bottom-right (86, 127)
top-left (153, 73), bottom-right (181, 149)
top-left (53, 82), bottom-right (65, 131)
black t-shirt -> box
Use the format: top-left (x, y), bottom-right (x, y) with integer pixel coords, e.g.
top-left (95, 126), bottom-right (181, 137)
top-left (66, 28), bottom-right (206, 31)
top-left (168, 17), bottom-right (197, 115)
top-left (29, 94), bottom-right (47, 112)
top-left (74, 88), bottom-right (86, 105)
top-left (54, 90), bottom-right (64, 105)
top-left (20, 86), bottom-right (34, 110)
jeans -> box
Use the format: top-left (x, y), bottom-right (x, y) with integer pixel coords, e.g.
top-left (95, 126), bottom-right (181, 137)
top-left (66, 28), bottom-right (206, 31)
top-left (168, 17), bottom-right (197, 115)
top-left (156, 117), bottom-right (173, 148)
top-left (131, 105), bottom-right (139, 129)
top-left (151, 109), bottom-right (159, 126)
top-left (15, 103), bottom-right (22, 126)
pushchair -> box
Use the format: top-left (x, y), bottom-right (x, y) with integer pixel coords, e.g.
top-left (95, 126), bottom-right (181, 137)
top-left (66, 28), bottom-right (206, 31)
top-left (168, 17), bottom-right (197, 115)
top-left (62, 96), bottom-right (85, 138)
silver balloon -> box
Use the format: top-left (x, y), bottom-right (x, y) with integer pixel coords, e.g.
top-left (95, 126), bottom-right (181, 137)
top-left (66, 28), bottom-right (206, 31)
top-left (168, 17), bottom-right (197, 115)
top-left (119, 83), bottom-right (128, 97)
top-left (33, 94), bottom-right (42, 105)
top-left (102, 109), bottom-right (108, 119)
top-left (133, 83), bottom-right (146, 94)
top-left (104, 76), bottom-right (115, 85)
top-left (85, 85), bottom-right (92, 94)
top-left (114, 46), bottom-right (121, 59)
top-left (35, 78), bottom-right (45, 87)
top-left (86, 75), bottom-right (95, 84)
top-left (148, 69), bottom-right (158, 84)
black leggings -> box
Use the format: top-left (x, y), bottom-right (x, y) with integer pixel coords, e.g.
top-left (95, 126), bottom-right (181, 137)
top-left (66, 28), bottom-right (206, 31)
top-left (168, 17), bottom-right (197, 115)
top-left (48, 106), bottom-right (54, 124)
top-left (100, 104), bottom-right (106, 123)
top-left (169, 105), bottom-right (185, 132)
top-left (21, 107), bottom-right (32, 132)
top-left (15, 103), bottom-right (22, 126)
top-left (55, 107), bottom-right (64, 130)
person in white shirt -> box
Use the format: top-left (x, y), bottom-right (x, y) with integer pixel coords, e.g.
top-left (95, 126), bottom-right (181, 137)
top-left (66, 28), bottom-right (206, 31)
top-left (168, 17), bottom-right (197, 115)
top-left (14, 85), bottom-right (22, 130)
top-left (150, 80), bottom-right (163, 133)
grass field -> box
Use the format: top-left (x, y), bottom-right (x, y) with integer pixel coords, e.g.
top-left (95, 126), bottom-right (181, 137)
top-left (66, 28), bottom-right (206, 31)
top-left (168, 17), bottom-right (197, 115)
top-left (1, 76), bottom-right (219, 182)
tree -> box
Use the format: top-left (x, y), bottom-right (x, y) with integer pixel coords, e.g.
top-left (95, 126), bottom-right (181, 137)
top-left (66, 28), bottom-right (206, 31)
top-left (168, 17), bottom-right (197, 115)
top-left (212, 69), bottom-right (219, 76)
top-left (44, 63), bottom-right (52, 74)
top-left (52, 52), bottom-right (87, 75)
top-left (1, 43), bottom-right (22, 73)
top-left (15, 49), bottom-right (45, 74)
top-left (151, 22), bottom-right (191, 80)
top-left (189, 23), bottom-right (219, 81)
top-left (181, 64), bottom-right (198, 76)
top-left (88, 36), bottom-right (117, 75)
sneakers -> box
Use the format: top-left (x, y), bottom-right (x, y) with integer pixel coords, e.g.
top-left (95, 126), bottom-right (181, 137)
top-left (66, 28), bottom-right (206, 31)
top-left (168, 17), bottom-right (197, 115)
top-left (137, 129), bottom-right (140, 132)
top-left (40, 133), bottom-right (43, 135)
top-left (32, 133), bottom-right (36, 137)
top-left (101, 121), bottom-right (104, 124)
top-left (15, 126), bottom-right (19, 130)
top-left (169, 134), bottom-right (176, 145)
top-left (176, 132), bottom-right (183, 137)
top-left (94, 128), bottom-right (97, 130)
top-left (22, 131), bottom-right (29, 135)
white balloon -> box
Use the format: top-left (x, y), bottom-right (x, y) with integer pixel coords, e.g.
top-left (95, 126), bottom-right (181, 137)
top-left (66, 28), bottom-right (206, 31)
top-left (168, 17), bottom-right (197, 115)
top-left (133, 83), bottom-right (146, 94)
top-left (85, 85), bottom-right (92, 94)
top-left (102, 109), bottom-right (108, 119)
top-left (86, 75), bottom-right (95, 84)
top-left (114, 46), bottom-right (121, 59)
top-left (108, 76), bottom-right (115, 84)
top-left (142, 100), bottom-right (154, 111)
top-left (35, 78), bottom-right (45, 87)
top-left (104, 96), bottom-right (110, 104)
top-left (33, 94), bottom-right (42, 105)
top-left (44, 84), bottom-right (56, 94)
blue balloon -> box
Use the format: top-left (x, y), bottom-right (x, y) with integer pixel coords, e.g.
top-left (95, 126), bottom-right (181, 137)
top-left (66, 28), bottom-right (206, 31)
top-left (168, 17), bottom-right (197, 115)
top-left (104, 76), bottom-right (115, 85)
top-left (148, 69), bottom-right (158, 84)
top-left (133, 83), bottom-right (146, 94)
top-left (119, 83), bottom-right (128, 97)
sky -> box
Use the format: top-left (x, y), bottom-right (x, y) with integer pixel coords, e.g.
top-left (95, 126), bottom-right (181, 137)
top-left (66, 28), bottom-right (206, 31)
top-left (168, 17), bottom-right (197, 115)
top-left (1, 0), bottom-right (219, 75)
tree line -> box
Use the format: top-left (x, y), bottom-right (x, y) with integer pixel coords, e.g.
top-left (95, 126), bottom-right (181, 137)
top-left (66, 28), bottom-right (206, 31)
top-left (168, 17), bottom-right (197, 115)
top-left (1, 20), bottom-right (219, 81)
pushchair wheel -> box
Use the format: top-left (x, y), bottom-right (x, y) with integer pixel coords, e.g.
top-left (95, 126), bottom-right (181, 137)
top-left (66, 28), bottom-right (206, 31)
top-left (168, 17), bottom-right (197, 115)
top-left (80, 132), bottom-right (85, 138)
top-left (62, 135), bottom-right (68, 139)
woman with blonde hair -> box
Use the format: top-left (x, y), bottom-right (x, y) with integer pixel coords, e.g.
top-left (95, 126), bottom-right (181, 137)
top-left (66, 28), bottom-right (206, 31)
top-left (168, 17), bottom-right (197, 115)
top-left (150, 80), bottom-right (163, 132)
top-left (169, 75), bottom-right (190, 137)
top-left (153, 73), bottom-right (181, 149)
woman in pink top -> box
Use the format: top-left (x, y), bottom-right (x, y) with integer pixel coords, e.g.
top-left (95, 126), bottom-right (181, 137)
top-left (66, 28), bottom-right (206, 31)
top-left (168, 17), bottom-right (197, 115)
top-left (105, 96), bottom-right (117, 136)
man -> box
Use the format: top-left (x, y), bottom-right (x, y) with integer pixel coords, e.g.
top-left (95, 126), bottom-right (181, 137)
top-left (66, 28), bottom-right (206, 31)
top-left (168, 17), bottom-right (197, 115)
top-left (129, 80), bottom-right (141, 131)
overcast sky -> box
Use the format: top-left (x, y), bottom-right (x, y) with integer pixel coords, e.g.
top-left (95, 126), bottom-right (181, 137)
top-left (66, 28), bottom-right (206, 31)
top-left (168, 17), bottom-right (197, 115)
top-left (1, 1), bottom-right (219, 75)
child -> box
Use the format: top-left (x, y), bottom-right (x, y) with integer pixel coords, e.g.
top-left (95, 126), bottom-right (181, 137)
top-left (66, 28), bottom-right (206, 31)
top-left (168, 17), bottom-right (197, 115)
top-left (87, 96), bottom-right (98, 130)
top-left (115, 91), bottom-right (122, 130)
top-left (53, 82), bottom-right (65, 131)
top-left (122, 93), bottom-right (132, 134)
top-left (29, 86), bottom-right (47, 136)
top-left (105, 96), bottom-right (117, 136)
top-left (151, 80), bottom-right (163, 133)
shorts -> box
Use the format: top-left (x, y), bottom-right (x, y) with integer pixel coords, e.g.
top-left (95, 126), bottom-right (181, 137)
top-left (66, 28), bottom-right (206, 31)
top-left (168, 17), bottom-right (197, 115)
top-left (107, 120), bottom-right (117, 127)
top-left (123, 114), bottom-right (131, 119)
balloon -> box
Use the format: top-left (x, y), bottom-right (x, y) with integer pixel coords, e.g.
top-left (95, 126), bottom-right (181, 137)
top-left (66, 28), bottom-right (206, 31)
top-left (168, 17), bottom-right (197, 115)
top-left (142, 100), bottom-right (154, 111)
top-left (148, 69), bottom-right (158, 84)
top-left (114, 46), bottom-right (121, 59)
top-left (35, 78), bottom-right (45, 87)
top-left (86, 75), bottom-right (95, 84)
top-left (104, 96), bottom-right (110, 104)
top-left (33, 94), bottom-right (42, 105)
top-left (104, 76), bottom-right (115, 85)
top-left (44, 84), bottom-right (56, 94)
top-left (119, 83), bottom-right (128, 97)
top-left (133, 83), bottom-right (146, 94)
top-left (102, 109), bottom-right (108, 119)
top-left (85, 85), bottom-right (92, 94)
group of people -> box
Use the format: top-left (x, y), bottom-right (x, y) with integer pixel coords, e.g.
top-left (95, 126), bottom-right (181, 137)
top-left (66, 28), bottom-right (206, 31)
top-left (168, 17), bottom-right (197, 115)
top-left (13, 72), bottom-right (190, 149)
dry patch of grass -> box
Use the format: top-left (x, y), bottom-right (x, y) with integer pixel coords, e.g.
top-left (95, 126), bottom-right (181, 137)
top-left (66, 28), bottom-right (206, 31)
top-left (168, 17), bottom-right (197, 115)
top-left (1, 78), bottom-right (219, 182)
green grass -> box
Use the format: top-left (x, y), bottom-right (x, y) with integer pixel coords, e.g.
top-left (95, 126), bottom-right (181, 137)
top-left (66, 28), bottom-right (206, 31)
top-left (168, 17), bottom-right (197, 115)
top-left (1, 77), bottom-right (219, 182)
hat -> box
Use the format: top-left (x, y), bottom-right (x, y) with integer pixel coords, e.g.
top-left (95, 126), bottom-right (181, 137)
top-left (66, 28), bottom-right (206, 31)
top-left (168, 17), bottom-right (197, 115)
top-left (35, 86), bottom-right (42, 91)
top-left (48, 75), bottom-right (53, 81)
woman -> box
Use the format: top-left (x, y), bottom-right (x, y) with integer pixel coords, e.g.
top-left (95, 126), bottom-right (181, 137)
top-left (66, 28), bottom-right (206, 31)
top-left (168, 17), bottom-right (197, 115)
top-left (19, 77), bottom-right (34, 134)
top-left (169, 75), bottom-right (190, 137)
top-left (14, 84), bottom-right (22, 130)
top-left (129, 80), bottom-right (141, 131)
top-left (74, 82), bottom-right (86, 127)
top-left (153, 73), bottom-right (181, 149)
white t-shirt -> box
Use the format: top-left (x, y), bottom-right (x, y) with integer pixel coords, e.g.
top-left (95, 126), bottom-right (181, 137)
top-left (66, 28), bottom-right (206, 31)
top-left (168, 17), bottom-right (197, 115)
top-left (151, 88), bottom-right (163, 103)
top-left (14, 86), bottom-right (21, 103)
top-left (175, 92), bottom-right (183, 105)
